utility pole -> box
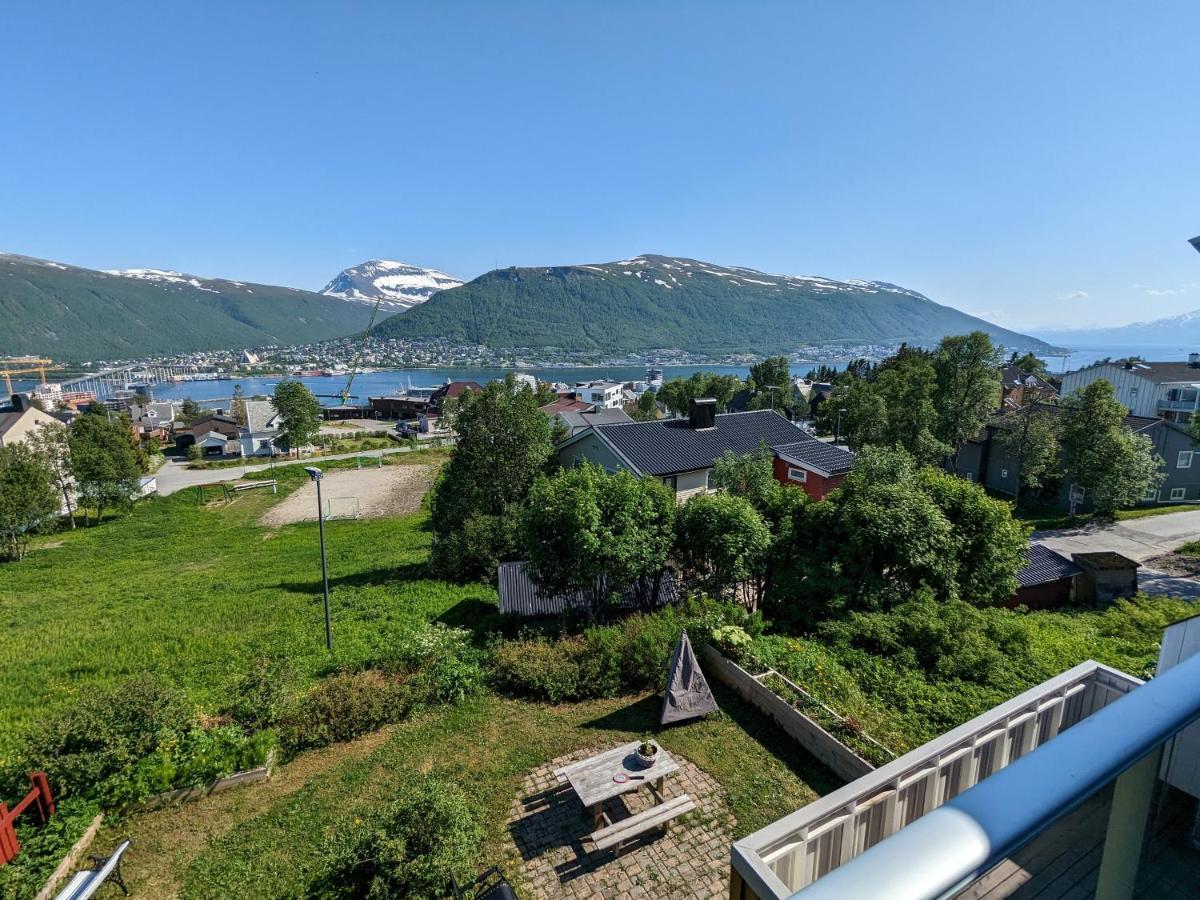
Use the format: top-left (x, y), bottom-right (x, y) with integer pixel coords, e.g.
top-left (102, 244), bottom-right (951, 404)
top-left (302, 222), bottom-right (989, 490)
top-left (835, 407), bottom-right (847, 447)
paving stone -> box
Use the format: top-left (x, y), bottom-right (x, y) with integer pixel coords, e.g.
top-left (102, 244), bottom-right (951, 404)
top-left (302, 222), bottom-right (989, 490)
top-left (501, 747), bottom-right (735, 899)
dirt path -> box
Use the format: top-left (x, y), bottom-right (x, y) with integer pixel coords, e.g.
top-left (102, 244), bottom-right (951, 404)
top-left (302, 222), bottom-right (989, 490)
top-left (88, 728), bottom-right (395, 898)
top-left (259, 464), bottom-right (434, 525)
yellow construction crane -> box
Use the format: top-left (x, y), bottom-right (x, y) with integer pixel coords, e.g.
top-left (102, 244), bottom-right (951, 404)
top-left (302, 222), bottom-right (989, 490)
top-left (0, 357), bottom-right (56, 395)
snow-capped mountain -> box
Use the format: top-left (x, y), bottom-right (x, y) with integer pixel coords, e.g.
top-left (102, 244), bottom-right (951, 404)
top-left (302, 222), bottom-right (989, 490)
top-left (320, 259), bottom-right (463, 312)
top-left (1038, 308), bottom-right (1200, 345)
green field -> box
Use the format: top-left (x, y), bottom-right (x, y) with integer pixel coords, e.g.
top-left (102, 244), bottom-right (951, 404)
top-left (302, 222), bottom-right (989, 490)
top-left (1, 452), bottom-right (492, 753)
top-left (2, 453), bottom-right (838, 897)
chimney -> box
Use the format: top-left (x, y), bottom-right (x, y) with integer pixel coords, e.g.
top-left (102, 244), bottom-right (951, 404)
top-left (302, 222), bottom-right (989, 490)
top-left (1189, 353), bottom-right (1200, 368)
top-left (688, 398), bottom-right (717, 430)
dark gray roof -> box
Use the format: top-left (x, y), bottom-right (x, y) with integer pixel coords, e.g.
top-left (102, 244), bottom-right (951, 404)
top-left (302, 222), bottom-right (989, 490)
top-left (774, 437), bottom-right (855, 475)
top-left (1017, 543), bottom-right (1083, 588)
top-left (993, 402), bottom-right (1160, 433)
top-left (593, 410), bottom-right (805, 476)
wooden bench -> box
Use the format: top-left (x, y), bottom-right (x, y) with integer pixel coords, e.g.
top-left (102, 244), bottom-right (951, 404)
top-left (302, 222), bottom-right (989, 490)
top-left (55, 839), bottom-right (130, 899)
top-left (589, 794), bottom-right (695, 853)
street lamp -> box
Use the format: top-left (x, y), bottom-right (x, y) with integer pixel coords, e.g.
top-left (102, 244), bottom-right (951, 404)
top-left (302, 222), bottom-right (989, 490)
top-left (304, 466), bottom-right (333, 651)
top-left (835, 407), bottom-right (847, 447)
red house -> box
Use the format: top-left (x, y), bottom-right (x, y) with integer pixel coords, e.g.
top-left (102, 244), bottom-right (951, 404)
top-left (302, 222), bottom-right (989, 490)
top-left (771, 438), bottom-right (854, 500)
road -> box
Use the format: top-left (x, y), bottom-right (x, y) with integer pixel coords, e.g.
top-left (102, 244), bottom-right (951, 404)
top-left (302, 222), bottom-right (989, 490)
top-left (1033, 508), bottom-right (1200, 563)
top-left (153, 446), bottom-right (422, 496)
top-left (1034, 508), bottom-right (1200, 600)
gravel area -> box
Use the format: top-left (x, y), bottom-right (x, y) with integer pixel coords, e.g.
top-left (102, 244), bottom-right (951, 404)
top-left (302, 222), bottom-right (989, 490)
top-left (260, 464), bottom-right (433, 525)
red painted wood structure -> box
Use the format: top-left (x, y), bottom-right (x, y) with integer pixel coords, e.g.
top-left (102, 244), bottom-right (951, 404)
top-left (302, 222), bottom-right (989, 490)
top-left (0, 772), bottom-right (55, 865)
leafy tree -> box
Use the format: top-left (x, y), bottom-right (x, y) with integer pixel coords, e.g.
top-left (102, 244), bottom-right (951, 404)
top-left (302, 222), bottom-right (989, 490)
top-left (748, 356), bottom-right (793, 411)
top-left (710, 446), bottom-right (779, 514)
top-left (1060, 381), bottom-right (1164, 516)
top-left (933, 331), bottom-right (1002, 466)
top-left (180, 397), bottom-right (201, 421)
top-left (534, 381), bottom-right (558, 407)
top-left (674, 492), bottom-right (771, 609)
top-left (429, 375), bottom-right (554, 579)
top-left (68, 406), bottom-right (142, 525)
top-left (523, 463), bottom-right (676, 615)
top-left (873, 348), bottom-right (947, 463)
top-left (231, 384), bottom-right (248, 426)
top-left (272, 380), bottom-right (322, 455)
top-left (0, 442), bottom-right (59, 560)
top-left (825, 377), bottom-right (888, 449)
top-left (656, 372), bottom-right (742, 416)
top-left (28, 421), bottom-right (75, 528)
top-left (631, 389), bottom-right (659, 421)
top-left (915, 466), bottom-right (1029, 605)
top-left (1009, 351), bottom-right (1051, 379)
top-left (770, 446), bottom-right (1026, 619)
top-left (994, 405), bottom-right (1061, 506)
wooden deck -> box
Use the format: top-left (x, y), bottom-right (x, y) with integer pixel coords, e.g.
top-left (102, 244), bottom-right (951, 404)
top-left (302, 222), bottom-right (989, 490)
top-left (956, 785), bottom-right (1199, 899)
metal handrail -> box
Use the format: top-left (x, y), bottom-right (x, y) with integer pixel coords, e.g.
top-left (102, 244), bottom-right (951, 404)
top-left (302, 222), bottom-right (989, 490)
top-left (787, 651), bottom-right (1200, 899)
top-left (731, 660), bottom-right (1141, 897)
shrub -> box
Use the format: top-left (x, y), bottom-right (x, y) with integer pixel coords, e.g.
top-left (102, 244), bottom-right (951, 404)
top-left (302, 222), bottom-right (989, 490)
top-left (186, 444), bottom-right (203, 461)
top-left (18, 676), bottom-right (193, 801)
top-left (489, 599), bottom-right (755, 702)
top-left (710, 624), bottom-right (752, 660)
top-left (382, 623), bottom-right (483, 704)
top-left (279, 671), bottom-right (410, 754)
top-left (224, 656), bottom-right (295, 732)
top-left (489, 635), bottom-right (610, 703)
top-left (314, 778), bottom-right (482, 899)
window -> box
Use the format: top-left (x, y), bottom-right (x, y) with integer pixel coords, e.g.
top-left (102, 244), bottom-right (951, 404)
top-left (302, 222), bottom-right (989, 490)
top-left (1144, 488), bottom-right (1159, 502)
top-left (787, 467), bottom-right (808, 483)
top-left (1170, 487), bottom-right (1187, 501)
top-left (661, 475), bottom-right (677, 491)
top-left (1178, 450), bottom-right (1193, 469)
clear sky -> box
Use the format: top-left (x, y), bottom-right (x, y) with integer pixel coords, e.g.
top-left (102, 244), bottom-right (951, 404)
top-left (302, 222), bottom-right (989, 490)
top-left (2, 1), bottom-right (1197, 332)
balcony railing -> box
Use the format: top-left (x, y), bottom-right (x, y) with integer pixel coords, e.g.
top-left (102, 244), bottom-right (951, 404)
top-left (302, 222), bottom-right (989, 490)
top-left (730, 661), bottom-right (1142, 899)
top-left (1157, 398), bottom-right (1198, 412)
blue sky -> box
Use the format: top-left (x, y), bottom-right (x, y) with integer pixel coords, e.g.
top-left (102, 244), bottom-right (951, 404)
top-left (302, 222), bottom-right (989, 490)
top-left (2, 1), bottom-right (1197, 331)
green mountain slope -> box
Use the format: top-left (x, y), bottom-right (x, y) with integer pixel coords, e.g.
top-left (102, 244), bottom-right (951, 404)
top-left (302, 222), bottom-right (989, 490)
top-left (0, 253), bottom-right (383, 361)
top-left (375, 254), bottom-right (1051, 354)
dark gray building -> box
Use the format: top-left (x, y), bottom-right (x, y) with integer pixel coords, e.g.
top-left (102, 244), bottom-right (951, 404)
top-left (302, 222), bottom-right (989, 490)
top-left (954, 403), bottom-right (1199, 510)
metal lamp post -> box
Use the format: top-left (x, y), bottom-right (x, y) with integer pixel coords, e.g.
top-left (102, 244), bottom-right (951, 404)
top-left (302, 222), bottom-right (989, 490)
top-left (304, 466), bottom-right (332, 650)
top-left (835, 407), bottom-right (847, 447)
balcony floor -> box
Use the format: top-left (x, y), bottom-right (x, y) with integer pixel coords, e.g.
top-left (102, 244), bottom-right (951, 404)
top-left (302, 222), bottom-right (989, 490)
top-left (956, 784), bottom-right (1199, 900)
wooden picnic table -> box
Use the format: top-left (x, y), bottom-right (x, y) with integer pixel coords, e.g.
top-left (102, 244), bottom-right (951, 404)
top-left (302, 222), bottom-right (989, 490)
top-left (557, 741), bottom-right (681, 829)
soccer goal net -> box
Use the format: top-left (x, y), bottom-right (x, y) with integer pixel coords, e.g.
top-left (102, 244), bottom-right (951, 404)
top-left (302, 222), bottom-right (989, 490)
top-left (324, 496), bottom-right (361, 520)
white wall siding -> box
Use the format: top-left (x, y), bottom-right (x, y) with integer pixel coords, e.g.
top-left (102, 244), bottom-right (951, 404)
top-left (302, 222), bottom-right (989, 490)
top-left (1060, 364), bottom-right (1159, 416)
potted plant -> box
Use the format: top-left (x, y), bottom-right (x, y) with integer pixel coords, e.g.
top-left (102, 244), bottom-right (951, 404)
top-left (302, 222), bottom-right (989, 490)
top-left (635, 738), bottom-right (658, 768)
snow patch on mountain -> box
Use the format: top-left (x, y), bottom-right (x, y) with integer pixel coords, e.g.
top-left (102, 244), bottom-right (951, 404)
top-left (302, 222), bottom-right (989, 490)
top-left (320, 259), bottom-right (463, 311)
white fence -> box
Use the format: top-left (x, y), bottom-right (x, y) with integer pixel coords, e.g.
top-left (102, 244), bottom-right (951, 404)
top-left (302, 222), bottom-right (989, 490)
top-left (731, 660), bottom-right (1142, 899)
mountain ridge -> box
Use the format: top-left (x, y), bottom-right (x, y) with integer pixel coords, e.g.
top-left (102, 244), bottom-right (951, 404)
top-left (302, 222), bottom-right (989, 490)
top-left (1037, 306), bottom-right (1200, 347)
top-left (0, 252), bottom-right (384, 360)
top-left (374, 253), bottom-right (1052, 354)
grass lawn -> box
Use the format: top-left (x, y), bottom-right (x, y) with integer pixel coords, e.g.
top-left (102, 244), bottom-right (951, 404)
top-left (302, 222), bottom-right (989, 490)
top-left (1011, 502), bottom-right (1198, 531)
top-left (89, 688), bottom-right (834, 899)
top-left (0, 450), bottom-right (484, 754)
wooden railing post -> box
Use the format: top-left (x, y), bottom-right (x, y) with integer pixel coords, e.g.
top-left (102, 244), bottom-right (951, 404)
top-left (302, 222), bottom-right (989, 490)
top-left (0, 801), bottom-right (18, 865)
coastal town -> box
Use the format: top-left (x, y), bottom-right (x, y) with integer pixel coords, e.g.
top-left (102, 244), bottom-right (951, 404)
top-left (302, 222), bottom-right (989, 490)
top-left (4, 4), bottom-right (1200, 900)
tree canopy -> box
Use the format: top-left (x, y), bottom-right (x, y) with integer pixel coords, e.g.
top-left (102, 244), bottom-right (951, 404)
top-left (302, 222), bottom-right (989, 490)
top-left (0, 441), bottom-right (59, 560)
top-left (68, 406), bottom-right (142, 525)
top-left (272, 381), bottom-right (322, 453)
top-left (674, 492), bottom-right (771, 608)
top-left (429, 375), bottom-right (554, 579)
top-left (1060, 381), bottom-right (1165, 516)
top-left (522, 463), bottom-right (675, 614)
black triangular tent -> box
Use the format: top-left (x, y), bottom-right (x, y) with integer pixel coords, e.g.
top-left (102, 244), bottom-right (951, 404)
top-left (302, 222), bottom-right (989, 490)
top-left (660, 630), bottom-right (719, 725)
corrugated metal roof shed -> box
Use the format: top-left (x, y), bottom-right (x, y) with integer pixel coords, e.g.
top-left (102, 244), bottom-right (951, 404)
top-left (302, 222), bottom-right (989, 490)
top-left (497, 561), bottom-right (679, 617)
top-left (1017, 543), bottom-right (1083, 588)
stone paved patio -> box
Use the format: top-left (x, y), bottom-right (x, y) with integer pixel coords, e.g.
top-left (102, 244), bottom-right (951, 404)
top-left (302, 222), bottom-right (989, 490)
top-left (502, 747), bottom-right (735, 899)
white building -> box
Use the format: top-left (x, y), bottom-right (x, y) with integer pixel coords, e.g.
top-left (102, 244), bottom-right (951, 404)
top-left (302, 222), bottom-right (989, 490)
top-left (575, 381), bottom-right (624, 410)
top-left (1059, 357), bottom-right (1200, 424)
